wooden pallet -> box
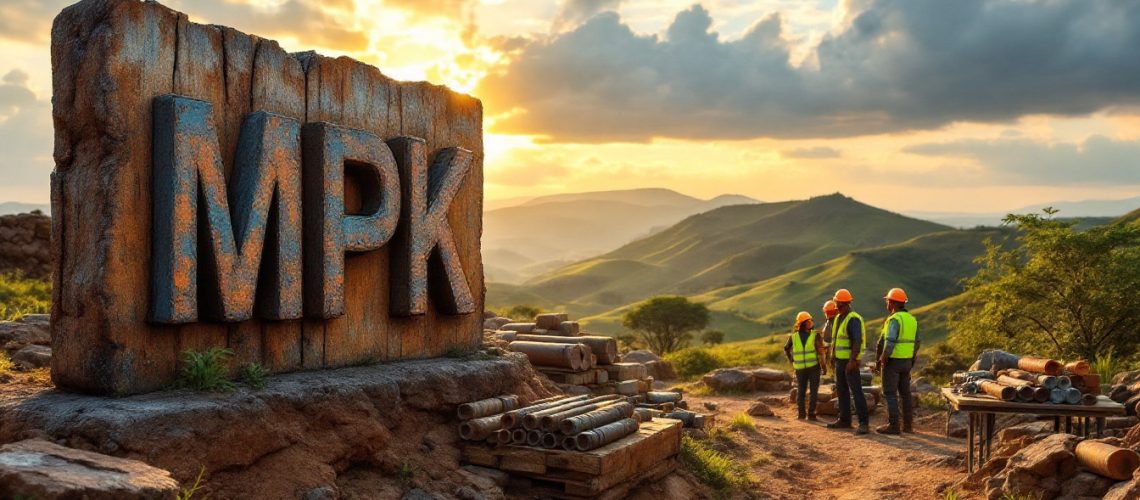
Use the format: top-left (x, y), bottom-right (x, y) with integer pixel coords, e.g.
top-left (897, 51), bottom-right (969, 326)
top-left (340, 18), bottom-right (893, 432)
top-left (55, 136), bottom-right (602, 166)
top-left (462, 418), bottom-right (683, 497)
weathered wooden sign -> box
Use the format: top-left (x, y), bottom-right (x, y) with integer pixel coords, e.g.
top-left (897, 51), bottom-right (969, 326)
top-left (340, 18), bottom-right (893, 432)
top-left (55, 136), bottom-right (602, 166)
top-left (50, 0), bottom-right (484, 394)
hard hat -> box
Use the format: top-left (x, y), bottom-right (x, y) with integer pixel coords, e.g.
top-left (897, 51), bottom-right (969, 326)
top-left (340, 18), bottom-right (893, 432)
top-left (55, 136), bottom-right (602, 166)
top-left (795, 311), bottom-right (813, 328)
top-left (833, 289), bottom-right (854, 303)
top-left (884, 287), bottom-right (908, 303)
top-left (822, 300), bottom-right (839, 316)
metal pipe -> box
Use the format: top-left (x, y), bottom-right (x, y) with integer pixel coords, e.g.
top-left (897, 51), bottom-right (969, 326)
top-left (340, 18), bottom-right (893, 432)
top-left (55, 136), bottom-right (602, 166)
top-left (1036, 375), bottom-right (1058, 390)
top-left (1018, 357), bottom-right (1062, 376)
top-left (633, 407), bottom-right (663, 421)
top-left (953, 370), bottom-right (994, 384)
top-left (979, 380), bottom-right (1016, 401)
top-left (1032, 387), bottom-right (1050, 403)
top-left (1016, 385), bottom-right (1035, 402)
top-left (526, 429), bottom-right (543, 446)
top-left (494, 429), bottom-right (512, 445)
top-left (645, 391), bottom-right (683, 404)
top-left (1002, 369), bottom-right (1039, 382)
top-left (636, 402), bottom-right (675, 412)
top-left (997, 375), bottom-right (1033, 388)
top-left (510, 428), bottom-right (527, 445)
top-left (575, 418), bottom-right (640, 451)
top-left (458, 395), bottom-right (520, 420)
top-left (1057, 376), bottom-right (1072, 389)
top-left (560, 402), bottom-right (636, 434)
top-left (662, 410), bottom-right (698, 426)
top-left (1064, 360), bottom-right (1091, 376)
top-left (1075, 441), bottom-right (1140, 480)
top-left (501, 395), bottom-right (590, 428)
top-left (523, 395), bottom-right (621, 430)
top-left (1050, 388), bottom-right (1066, 404)
top-left (508, 334), bottom-right (620, 365)
top-left (1081, 393), bottom-right (1098, 406)
top-left (540, 399), bottom-right (623, 430)
top-left (508, 341), bottom-right (589, 370)
top-left (561, 436), bottom-right (577, 451)
top-left (540, 432), bottom-right (560, 449)
top-left (1065, 387), bottom-right (1082, 404)
top-left (459, 414), bottom-right (504, 441)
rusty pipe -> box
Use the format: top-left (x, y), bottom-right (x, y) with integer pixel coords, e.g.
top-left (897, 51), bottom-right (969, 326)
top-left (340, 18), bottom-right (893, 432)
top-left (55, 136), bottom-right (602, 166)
top-left (1036, 375), bottom-right (1058, 390)
top-left (510, 428), bottom-right (528, 445)
top-left (1032, 387), bottom-right (1050, 403)
top-left (1064, 360), bottom-right (1091, 376)
top-left (509, 334), bottom-right (620, 365)
top-left (1075, 441), bottom-right (1140, 480)
top-left (575, 418), bottom-right (639, 451)
top-left (1002, 369), bottom-right (1039, 382)
top-left (1016, 385), bottom-right (1035, 402)
top-left (501, 395), bottom-right (590, 428)
top-left (979, 380), bottom-right (1016, 401)
top-left (561, 435), bottom-right (577, 451)
top-left (526, 429), bottom-right (543, 447)
top-left (997, 375), bottom-right (1034, 388)
top-left (560, 402), bottom-right (636, 434)
top-left (539, 399), bottom-right (622, 431)
top-left (494, 429), bottom-right (512, 445)
top-left (1081, 393), bottom-right (1098, 406)
top-left (523, 395), bottom-right (622, 430)
top-left (459, 414), bottom-right (503, 441)
top-left (1018, 357), bottom-right (1062, 376)
top-left (646, 391), bottom-right (683, 404)
top-left (508, 341), bottom-right (589, 370)
top-left (540, 432), bottom-right (560, 449)
top-left (633, 407), bottom-right (663, 421)
top-left (458, 395), bottom-right (520, 420)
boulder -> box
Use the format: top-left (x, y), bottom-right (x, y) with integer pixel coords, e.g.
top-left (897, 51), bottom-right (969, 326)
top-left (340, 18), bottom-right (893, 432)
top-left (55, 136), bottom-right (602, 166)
top-left (755, 379), bottom-right (790, 392)
top-left (482, 317), bottom-right (513, 331)
top-left (0, 317), bottom-right (50, 353)
top-left (644, 360), bottom-right (677, 380)
top-left (1112, 370), bottom-right (1140, 387)
top-left (747, 402), bottom-right (774, 417)
top-left (12, 345), bottom-right (51, 369)
top-left (1060, 471), bottom-right (1115, 498)
top-left (911, 377), bottom-right (939, 394)
top-left (1121, 424), bottom-right (1140, 450)
top-left (0, 438), bottom-right (179, 499)
top-left (702, 368), bottom-right (752, 392)
top-left (756, 395), bottom-right (787, 407)
top-left (1104, 470), bottom-right (1140, 500)
top-left (622, 350), bottom-right (661, 364)
top-left (749, 367), bottom-right (790, 382)
top-left (1004, 433), bottom-right (1080, 483)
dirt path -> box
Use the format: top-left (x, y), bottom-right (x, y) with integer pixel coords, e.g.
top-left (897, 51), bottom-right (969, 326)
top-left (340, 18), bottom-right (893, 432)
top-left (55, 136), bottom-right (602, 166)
top-left (686, 393), bottom-right (967, 500)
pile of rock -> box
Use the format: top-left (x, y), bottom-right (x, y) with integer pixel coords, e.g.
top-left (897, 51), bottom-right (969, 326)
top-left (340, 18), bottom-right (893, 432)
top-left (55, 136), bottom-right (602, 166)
top-left (784, 370), bottom-right (885, 416)
top-left (702, 366), bottom-right (792, 393)
top-left (0, 212), bottom-right (50, 279)
top-left (0, 314), bottom-right (51, 370)
top-left (952, 420), bottom-right (1140, 499)
top-left (1108, 370), bottom-right (1140, 416)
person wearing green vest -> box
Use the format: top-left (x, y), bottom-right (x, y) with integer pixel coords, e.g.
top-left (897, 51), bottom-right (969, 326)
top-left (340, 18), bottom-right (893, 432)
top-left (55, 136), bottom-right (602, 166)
top-left (826, 288), bottom-right (870, 435)
top-left (875, 287), bottom-right (920, 435)
top-left (783, 311), bottom-right (828, 420)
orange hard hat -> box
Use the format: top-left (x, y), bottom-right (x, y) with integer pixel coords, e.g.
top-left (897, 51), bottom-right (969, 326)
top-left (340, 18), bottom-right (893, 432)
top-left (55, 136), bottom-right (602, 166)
top-left (833, 289), bottom-right (854, 303)
top-left (822, 300), bottom-right (839, 316)
top-left (884, 287), bottom-right (908, 303)
top-left (795, 311), bottom-right (813, 328)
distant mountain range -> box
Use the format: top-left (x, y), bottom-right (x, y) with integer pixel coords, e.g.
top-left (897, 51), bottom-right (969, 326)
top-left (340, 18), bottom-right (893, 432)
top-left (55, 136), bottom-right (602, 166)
top-left (0, 202), bottom-right (49, 216)
top-left (910, 195), bottom-right (1140, 228)
top-left (482, 188), bottom-right (758, 283)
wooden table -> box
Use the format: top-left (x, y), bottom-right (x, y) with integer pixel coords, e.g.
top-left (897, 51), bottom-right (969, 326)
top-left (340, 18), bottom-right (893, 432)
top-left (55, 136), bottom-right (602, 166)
top-left (941, 388), bottom-right (1126, 473)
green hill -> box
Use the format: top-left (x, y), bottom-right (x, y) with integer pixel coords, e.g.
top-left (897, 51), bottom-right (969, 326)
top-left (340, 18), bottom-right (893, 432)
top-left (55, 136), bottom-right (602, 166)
top-left (1117, 207), bottom-right (1140, 227)
top-left (512, 194), bottom-right (948, 318)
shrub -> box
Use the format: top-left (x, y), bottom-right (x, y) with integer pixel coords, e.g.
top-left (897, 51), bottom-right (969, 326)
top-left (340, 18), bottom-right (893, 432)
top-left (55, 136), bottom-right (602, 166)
top-left (919, 344), bottom-right (971, 385)
top-left (700, 330), bottom-right (725, 346)
top-left (680, 435), bottom-right (751, 491)
top-left (917, 392), bottom-right (946, 411)
top-left (505, 305), bottom-right (541, 321)
top-left (729, 413), bottom-right (756, 432)
top-left (665, 348), bottom-right (724, 379)
top-left (1094, 348), bottom-right (1127, 382)
top-left (0, 272), bottom-right (50, 321)
top-left (174, 347), bottom-right (235, 392)
top-left (240, 362), bottom-right (269, 389)
top-left (0, 351), bottom-right (12, 374)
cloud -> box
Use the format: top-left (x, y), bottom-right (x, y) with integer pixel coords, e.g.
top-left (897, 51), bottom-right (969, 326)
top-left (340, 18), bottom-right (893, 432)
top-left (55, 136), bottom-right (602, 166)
top-left (551, 0), bottom-right (624, 32)
top-left (0, 70), bottom-right (53, 188)
top-left (781, 146), bottom-right (841, 159)
top-left (170, 0), bottom-right (368, 52)
top-left (0, 0), bottom-right (73, 44)
top-left (904, 136), bottom-right (1140, 185)
top-left (478, 0), bottom-right (1140, 142)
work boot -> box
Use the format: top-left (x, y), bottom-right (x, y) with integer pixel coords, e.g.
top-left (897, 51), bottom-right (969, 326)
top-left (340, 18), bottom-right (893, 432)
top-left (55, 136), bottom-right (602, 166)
top-left (807, 414), bottom-right (818, 422)
top-left (903, 417), bottom-right (915, 434)
top-left (797, 413), bottom-right (806, 420)
top-left (855, 423), bottom-right (870, 435)
top-left (826, 420), bottom-right (852, 429)
top-left (876, 423), bottom-right (901, 435)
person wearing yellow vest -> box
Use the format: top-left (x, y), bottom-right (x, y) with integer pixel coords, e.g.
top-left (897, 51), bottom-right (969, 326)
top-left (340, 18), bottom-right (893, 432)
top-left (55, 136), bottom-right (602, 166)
top-left (875, 287), bottom-right (920, 435)
top-left (783, 312), bottom-right (828, 420)
top-left (825, 289), bottom-right (870, 435)
top-left (819, 300), bottom-right (839, 369)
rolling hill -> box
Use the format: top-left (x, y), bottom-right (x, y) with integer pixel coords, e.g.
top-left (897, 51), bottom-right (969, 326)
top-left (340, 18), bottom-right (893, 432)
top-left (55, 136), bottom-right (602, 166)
top-left (482, 188), bottom-right (757, 283)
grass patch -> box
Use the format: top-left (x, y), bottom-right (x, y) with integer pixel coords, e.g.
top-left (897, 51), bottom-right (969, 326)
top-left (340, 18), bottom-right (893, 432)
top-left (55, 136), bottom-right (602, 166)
top-left (239, 362), bottom-right (269, 389)
top-left (728, 413), bottom-right (756, 433)
top-left (446, 347), bottom-right (503, 361)
top-left (0, 351), bottom-right (12, 374)
top-left (680, 435), bottom-right (752, 493)
top-left (173, 347), bottom-right (235, 392)
top-left (917, 392), bottom-right (946, 411)
top-left (0, 272), bottom-right (50, 321)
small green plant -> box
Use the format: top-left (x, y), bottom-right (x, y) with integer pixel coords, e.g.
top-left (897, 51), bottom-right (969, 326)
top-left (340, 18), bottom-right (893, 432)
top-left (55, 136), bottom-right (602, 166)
top-left (664, 348), bottom-right (724, 379)
top-left (240, 362), bottom-right (269, 389)
top-left (397, 461), bottom-right (417, 487)
top-left (1094, 348), bottom-right (1125, 382)
top-left (0, 351), bottom-right (13, 374)
top-left (728, 413), bottom-right (756, 433)
top-left (680, 435), bottom-right (751, 491)
top-left (505, 304), bottom-right (541, 321)
top-left (177, 466), bottom-right (207, 500)
top-left (917, 392), bottom-right (946, 411)
top-left (999, 492), bottom-right (1040, 500)
top-left (943, 489), bottom-right (960, 500)
top-left (174, 347), bottom-right (235, 392)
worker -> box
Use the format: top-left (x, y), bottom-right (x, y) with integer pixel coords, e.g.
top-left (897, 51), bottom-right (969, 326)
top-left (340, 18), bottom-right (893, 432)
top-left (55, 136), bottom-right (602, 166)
top-left (819, 300), bottom-right (839, 368)
top-left (784, 311), bottom-right (828, 420)
top-left (875, 287), bottom-right (920, 435)
top-left (826, 289), bottom-right (870, 435)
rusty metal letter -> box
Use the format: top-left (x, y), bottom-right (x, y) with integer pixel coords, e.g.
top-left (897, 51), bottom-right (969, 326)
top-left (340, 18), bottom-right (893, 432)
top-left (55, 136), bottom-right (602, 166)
top-left (302, 123), bottom-right (401, 318)
top-left (388, 137), bottom-right (475, 316)
top-left (150, 95), bottom-right (304, 323)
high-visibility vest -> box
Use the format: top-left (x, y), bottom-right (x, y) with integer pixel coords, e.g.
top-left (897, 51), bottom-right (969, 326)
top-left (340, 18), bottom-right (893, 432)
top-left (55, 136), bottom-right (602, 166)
top-left (832, 311), bottom-right (865, 360)
top-left (882, 311), bottom-right (918, 359)
top-left (790, 330), bottom-right (818, 370)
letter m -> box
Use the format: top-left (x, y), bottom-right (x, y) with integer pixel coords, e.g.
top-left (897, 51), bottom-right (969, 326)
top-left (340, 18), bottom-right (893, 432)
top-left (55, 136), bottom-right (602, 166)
top-left (150, 95), bottom-right (303, 323)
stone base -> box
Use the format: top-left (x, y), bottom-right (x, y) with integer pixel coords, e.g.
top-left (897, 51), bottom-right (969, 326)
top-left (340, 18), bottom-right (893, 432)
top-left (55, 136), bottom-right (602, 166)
top-left (1, 354), bottom-right (557, 498)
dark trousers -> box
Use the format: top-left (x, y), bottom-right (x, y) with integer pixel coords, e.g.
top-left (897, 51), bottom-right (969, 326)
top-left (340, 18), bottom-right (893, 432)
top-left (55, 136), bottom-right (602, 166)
top-left (795, 364), bottom-right (821, 417)
top-left (834, 358), bottom-right (869, 425)
top-left (882, 358), bottom-right (914, 425)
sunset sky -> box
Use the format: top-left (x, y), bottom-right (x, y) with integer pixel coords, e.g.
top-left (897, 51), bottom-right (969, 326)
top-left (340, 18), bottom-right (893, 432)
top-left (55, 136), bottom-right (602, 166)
top-left (1, 0), bottom-right (1139, 213)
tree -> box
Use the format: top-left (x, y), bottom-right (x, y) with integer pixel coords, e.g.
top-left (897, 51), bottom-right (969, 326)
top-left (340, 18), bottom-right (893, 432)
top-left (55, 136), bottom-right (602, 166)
top-left (621, 296), bottom-right (710, 354)
top-left (950, 210), bottom-right (1140, 362)
top-left (700, 330), bottom-right (725, 346)
top-left (505, 305), bottom-right (541, 321)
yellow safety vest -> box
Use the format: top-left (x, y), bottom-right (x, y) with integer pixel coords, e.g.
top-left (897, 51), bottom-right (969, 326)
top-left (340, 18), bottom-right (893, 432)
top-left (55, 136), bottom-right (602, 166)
top-left (790, 330), bottom-right (818, 370)
top-left (832, 311), bottom-right (865, 360)
top-left (882, 311), bottom-right (918, 359)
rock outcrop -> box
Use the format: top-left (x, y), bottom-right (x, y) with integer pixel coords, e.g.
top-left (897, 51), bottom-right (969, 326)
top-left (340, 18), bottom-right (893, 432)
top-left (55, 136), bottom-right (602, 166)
top-left (0, 314), bottom-right (50, 369)
top-left (703, 367), bottom-right (792, 393)
top-left (0, 212), bottom-right (50, 279)
top-left (0, 438), bottom-right (179, 499)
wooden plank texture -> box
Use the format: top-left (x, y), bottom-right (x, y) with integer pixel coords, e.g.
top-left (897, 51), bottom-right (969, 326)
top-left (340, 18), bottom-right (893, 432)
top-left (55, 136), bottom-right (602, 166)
top-left (942, 388), bottom-right (1126, 416)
